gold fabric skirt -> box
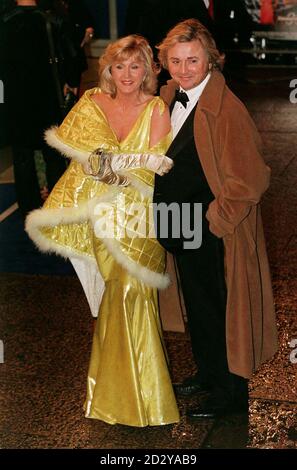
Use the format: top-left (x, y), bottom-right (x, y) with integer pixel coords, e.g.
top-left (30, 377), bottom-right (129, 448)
top-left (84, 236), bottom-right (180, 426)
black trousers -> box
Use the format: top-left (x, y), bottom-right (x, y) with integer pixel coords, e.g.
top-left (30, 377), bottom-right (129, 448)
top-left (175, 229), bottom-right (247, 399)
top-left (12, 143), bottom-right (66, 217)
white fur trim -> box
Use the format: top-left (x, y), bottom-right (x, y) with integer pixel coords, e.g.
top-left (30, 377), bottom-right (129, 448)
top-left (25, 201), bottom-right (96, 262)
top-left (44, 128), bottom-right (158, 200)
top-left (44, 129), bottom-right (158, 196)
top-left (98, 236), bottom-right (169, 289)
top-left (26, 194), bottom-right (169, 289)
top-left (44, 127), bottom-right (90, 164)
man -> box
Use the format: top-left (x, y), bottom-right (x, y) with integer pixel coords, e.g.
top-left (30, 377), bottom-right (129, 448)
top-left (41, 0), bottom-right (95, 80)
top-left (0, 0), bottom-right (80, 216)
top-left (0, 0), bottom-right (15, 14)
top-left (124, 0), bottom-right (214, 89)
top-left (154, 19), bottom-right (278, 418)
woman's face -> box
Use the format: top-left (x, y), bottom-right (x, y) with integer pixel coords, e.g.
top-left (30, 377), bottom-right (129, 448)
top-left (111, 55), bottom-right (146, 95)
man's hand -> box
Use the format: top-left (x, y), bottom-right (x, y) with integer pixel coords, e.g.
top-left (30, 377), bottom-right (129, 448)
top-left (80, 27), bottom-right (94, 47)
top-left (63, 84), bottom-right (78, 97)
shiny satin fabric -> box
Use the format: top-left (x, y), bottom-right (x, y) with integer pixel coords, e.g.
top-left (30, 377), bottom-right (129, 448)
top-left (85, 246), bottom-right (179, 426)
top-left (27, 88), bottom-right (180, 426)
top-left (41, 91), bottom-right (171, 278)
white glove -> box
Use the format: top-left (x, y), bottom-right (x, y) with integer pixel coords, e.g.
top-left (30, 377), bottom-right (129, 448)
top-left (110, 152), bottom-right (174, 175)
top-left (83, 149), bottom-right (174, 184)
top-left (84, 148), bottom-right (129, 186)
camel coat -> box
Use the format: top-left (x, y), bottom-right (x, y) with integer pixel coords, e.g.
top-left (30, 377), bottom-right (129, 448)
top-left (160, 70), bottom-right (278, 378)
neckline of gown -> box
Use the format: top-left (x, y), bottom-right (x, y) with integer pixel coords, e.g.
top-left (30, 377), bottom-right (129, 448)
top-left (87, 89), bottom-right (158, 145)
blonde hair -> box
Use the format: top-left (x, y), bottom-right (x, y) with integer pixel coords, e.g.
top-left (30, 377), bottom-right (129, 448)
top-left (99, 35), bottom-right (158, 97)
top-left (157, 18), bottom-right (224, 71)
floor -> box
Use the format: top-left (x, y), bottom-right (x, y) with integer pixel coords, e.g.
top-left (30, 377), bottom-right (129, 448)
top-left (0, 64), bottom-right (296, 451)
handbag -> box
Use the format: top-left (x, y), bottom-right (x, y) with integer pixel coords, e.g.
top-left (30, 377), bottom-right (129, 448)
top-left (61, 90), bottom-right (78, 117)
top-left (44, 12), bottom-right (77, 119)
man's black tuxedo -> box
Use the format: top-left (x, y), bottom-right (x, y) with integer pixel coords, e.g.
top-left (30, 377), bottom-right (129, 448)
top-left (154, 105), bottom-right (213, 252)
top-left (153, 106), bottom-right (245, 395)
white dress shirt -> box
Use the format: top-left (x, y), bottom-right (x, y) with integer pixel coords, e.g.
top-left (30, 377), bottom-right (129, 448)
top-left (171, 73), bottom-right (211, 139)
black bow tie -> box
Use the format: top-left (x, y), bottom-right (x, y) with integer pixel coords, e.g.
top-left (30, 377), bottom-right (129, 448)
top-left (174, 89), bottom-right (189, 108)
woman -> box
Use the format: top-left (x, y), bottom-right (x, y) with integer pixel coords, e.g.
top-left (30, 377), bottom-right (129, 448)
top-left (26, 35), bottom-right (180, 426)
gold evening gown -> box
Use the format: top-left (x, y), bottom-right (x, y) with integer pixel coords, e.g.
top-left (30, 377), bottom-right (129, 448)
top-left (26, 89), bottom-right (180, 426)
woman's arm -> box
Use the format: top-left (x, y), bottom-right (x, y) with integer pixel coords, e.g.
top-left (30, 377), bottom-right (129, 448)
top-left (149, 101), bottom-right (171, 149)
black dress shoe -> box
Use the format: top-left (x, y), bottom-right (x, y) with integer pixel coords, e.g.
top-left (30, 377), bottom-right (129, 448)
top-left (174, 375), bottom-right (211, 397)
top-left (186, 399), bottom-right (248, 419)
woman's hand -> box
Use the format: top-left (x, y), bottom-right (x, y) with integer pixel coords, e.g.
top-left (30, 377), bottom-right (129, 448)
top-left (83, 148), bottom-right (174, 184)
top-left (83, 149), bottom-right (129, 186)
top-left (140, 154), bottom-right (173, 175)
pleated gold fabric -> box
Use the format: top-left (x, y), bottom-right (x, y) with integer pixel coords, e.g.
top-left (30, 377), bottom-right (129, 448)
top-left (26, 88), bottom-right (180, 426)
top-left (28, 90), bottom-right (171, 286)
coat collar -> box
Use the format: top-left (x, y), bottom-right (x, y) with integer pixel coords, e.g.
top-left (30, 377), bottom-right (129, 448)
top-left (198, 70), bottom-right (226, 117)
top-left (160, 70), bottom-right (226, 117)
top-left (160, 79), bottom-right (179, 107)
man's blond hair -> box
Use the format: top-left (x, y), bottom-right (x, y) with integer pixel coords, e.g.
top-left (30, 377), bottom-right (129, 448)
top-left (157, 18), bottom-right (224, 71)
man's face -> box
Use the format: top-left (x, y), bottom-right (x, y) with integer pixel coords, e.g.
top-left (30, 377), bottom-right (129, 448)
top-left (167, 40), bottom-right (209, 90)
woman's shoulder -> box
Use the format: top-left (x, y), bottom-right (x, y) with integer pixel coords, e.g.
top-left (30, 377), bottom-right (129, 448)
top-left (62, 87), bottom-right (107, 123)
top-left (83, 87), bottom-right (103, 101)
top-left (149, 97), bottom-right (171, 143)
top-left (80, 87), bottom-right (112, 112)
top-left (145, 95), bottom-right (168, 115)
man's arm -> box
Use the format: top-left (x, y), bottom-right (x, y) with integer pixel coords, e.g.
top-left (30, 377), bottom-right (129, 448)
top-left (206, 106), bottom-right (270, 238)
